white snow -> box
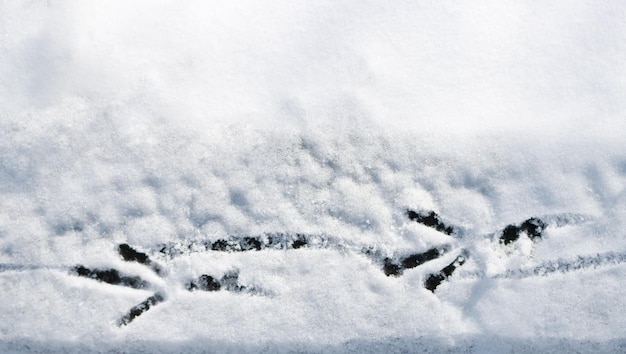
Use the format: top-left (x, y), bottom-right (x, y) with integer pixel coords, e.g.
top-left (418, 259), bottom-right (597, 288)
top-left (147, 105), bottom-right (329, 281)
top-left (1, 1), bottom-right (626, 352)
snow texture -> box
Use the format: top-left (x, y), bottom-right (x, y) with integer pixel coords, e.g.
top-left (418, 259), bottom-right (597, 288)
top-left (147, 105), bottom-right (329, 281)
top-left (1, 1), bottom-right (626, 352)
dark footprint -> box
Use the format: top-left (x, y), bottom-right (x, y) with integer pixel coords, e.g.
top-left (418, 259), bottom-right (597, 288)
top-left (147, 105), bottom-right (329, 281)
top-left (118, 292), bottom-right (165, 326)
top-left (407, 210), bottom-right (456, 235)
top-left (499, 218), bottom-right (547, 245)
top-left (520, 218), bottom-right (547, 241)
top-left (71, 265), bottom-right (149, 289)
top-left (424, 252), bottom-right (468, 292)
top-left (186, 270), bottom-right (253, 293)
top-left (118, 244), bottom-right (164, 276)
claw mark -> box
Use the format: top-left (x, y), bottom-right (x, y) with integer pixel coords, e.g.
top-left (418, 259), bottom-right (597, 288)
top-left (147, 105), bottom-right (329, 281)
top-left (118, 293), bottom-right (165, 326)
top-left (424, 252), bottom-right (468, 292)
top-left (407, 210), bottom-right (456, 235)
top-left (401, 247), bottom-right (449, 270)
top-left (71, 244), bottom-right (269, 326)
top-left (71, 265), bottom-right (149, 289)
top-left (118, 243), bottom-right (164, 275)
top-left (382, 247), bottom-right (450, 276)
top-left (70, 245), bottom-right (164, 326)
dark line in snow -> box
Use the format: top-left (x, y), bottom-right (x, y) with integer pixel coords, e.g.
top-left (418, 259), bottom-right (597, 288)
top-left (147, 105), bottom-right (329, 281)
top-left (457, 251), bottom-right (626, 281)
top-left (425, 251), bottom-right (469, 292)
top-left (71, 265), bottom-right (150, 289)
top-left (407, 210), bottom-right (457, 235)
top-left (186, 269), bottom-right (270, 296)
top-left (118, 243), bottom-right (164, 276)
top-left (118, 292), bottom-right (165, 326)
top-left (158, 234), bottom-right (452, 279)
top-left (379, 246), bottom-right (451, 277)
top-left (0, 264), bottom-right (55, 272)
top-left (1, 211), bottom-right (604, 326)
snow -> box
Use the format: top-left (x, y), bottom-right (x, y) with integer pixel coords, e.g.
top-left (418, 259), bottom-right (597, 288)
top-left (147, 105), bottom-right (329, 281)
top-left (1, 1), bottom-right (626, 352)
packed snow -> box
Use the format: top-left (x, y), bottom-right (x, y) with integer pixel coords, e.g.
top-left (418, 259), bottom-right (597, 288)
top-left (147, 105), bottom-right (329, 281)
top-left (1, 1), bottom-right (625, 353)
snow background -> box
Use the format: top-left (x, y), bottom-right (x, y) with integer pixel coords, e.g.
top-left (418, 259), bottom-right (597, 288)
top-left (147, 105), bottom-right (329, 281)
top-left (1, 0), bottom-right (626, 352)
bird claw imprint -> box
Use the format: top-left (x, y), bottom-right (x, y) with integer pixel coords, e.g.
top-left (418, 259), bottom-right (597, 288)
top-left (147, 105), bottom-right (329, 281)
top-left (70, 242), bottom-right (271, 326)
top-left (66, 209), bottom-right (611, 326)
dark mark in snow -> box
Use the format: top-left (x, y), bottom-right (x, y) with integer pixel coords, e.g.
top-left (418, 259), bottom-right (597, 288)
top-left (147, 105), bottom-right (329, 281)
top-left (53, 220), bottom-right (84, 235)
top-left (219, 270), bottom-right (247, 292)
top-left (210, 239), bottom-right (231, 252)
top-left (402, 247), bottom-right (448, 270)
top-left (158, 211), bottom-right (580, 290)
top-left (187, 270), bottom-right (267, 295)
top-left (118, 243), bottom-right (164, 276)
top-left (177, 234), bottom-right (316, 255)
top-left (500, 225), bottom-right (522, 245)
top-left (186, 274), bottom-right (221, 291)
top-left (160, 233), bottom-right (449, 278)
top-left (71, 265), bottom-right (149, 289)
top-left (292, 235), bottom-right (308, 249)
top-left (61, 210), bottom-right (597, 326)
top-left (500, 217), bottom-right (547, 245)
top-left (118, 243), bottom-right (149, 264)
top-left (407, 210), bottom-right (456, 235)
top-left (0, 264), bottom-right (50, 272)
top-left (118, 293), bottom-right (165, 326)
top-left (382, 247), bottom-right (450, 276)
top-left (240, 237), bottom-right (262, 251)
top-left (382, 258), bottom-right (402, 277)
top-left (458, 251), bottom-right (626, 280)
top-left (424, 252), bottom-right (468, 292)
top-left (517, 251), bottom-right (626, 277)
top-left (521, 218), bottom-right (547, 241)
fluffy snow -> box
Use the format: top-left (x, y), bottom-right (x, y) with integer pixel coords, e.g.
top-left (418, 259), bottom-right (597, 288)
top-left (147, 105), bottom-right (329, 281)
top-left (1, 1), bottom-right (626, 352)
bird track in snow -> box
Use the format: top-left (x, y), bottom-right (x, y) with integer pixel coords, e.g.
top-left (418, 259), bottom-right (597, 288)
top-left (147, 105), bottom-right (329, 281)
top-left (1, 209), bottom-right (615, 326)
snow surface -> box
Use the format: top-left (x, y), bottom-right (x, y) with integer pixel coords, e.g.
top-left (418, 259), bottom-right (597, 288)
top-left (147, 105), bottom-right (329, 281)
top-left (1, 1), bottom-right (626, 352)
